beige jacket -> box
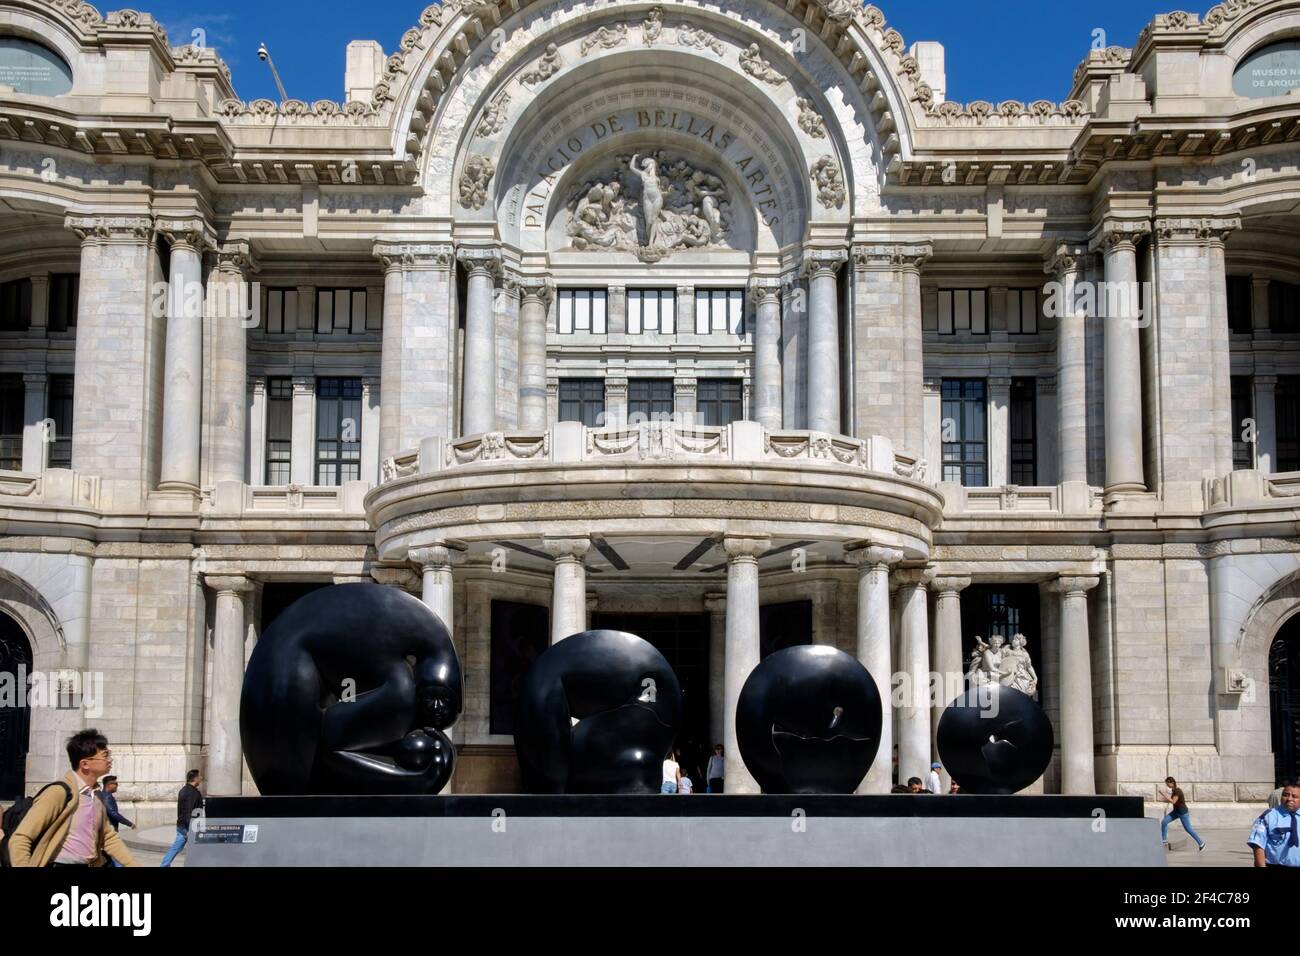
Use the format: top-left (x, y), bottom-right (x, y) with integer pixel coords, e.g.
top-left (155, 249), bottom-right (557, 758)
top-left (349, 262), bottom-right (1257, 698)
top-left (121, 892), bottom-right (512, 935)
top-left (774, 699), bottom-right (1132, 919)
top-left (8, 771), bottom-right (137, 867)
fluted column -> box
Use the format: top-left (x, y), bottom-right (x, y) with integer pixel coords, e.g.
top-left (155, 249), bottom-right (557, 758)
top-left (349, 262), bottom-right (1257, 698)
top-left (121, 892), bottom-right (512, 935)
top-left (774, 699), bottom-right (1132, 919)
top-left (1090, 221), bottom-right (1149, 495)
top-left (206, 574), bottom-right (254, 796)
top-left (749, 278), bottom-right (783, 430)
top-left (898, 246), bottom-right (930, 456)
top-left (705, 592), bottom-right (727, 756)
top-left (895, 567), bottom-right (934, 786)
top-left (517, 277), bottom-right (554, 430)
top-left (458, 248), bottom-right (501, 436)
top-left (1050, 575), bottom-right (1100, 795)
top-left (723, 534), bottom-right (768, 794)
top-left (846, 544), bottom-right (903, 793)
top-left (410, 543), bottom-right (464, 629)
top-left (157, 218), bottom-right (212, 493)
top-left (21, 372), bottom-right (48, 474)
top-left (544, 536), bottom-right (590, 643)
top-left (1047, 243), bottom-right (1090, 484)
top-left (931, 576), bottom-right (970, 791)
top-left (802, 249), bottom-right (847, 434)
top-left (209, 241), bottom-right (256, 485)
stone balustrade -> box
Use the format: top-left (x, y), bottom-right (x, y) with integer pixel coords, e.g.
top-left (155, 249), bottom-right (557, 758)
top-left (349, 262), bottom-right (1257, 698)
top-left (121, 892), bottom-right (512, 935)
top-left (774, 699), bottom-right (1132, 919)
top-left (0, 469), bottom-right (101, 509)
top-left (940, 480), bottom-right (1102, 516)
top-left (201, 480), bottom-right (371, 515)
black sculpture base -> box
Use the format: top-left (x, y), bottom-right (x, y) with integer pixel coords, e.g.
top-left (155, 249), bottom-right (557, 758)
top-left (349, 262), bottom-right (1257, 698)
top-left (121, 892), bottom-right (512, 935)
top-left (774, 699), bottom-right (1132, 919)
top-left (188, 794), bottom-right (1163, 868)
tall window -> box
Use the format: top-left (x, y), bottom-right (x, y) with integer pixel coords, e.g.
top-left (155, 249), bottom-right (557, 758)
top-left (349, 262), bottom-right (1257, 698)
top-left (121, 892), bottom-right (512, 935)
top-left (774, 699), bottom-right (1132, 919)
top-left (264, 288), bottom-right (298, 334)
top-left (696, 378), bottom-right (743, 427)
top-left (1009, 378), bottom-right (1037, 485)
top-left (1277, 376), bottom-right (1300, 473)
top-left (1232, 376), bottom-right (1254, 471)
top-left (559, 379), bottom-right (605, 427)
top-left (627, 289), bottom-right (675, 334)
top-left (265, 377), bottom-right (293, 484)
top-left (0, 278), bottom-right (32, 332)
top-left (1007, 290), bottom-right (1039, 334)
top-left (48, 274), bottom-right (79, 332)
top-left (1227, 276), bottom-right (1254, 335)
top-left (937, 289), bottom-right (988, 335)
top-left (1270, 280), bottom-right (1300, 334)
top-left (47, 375), bottom-right (73, 469)
top-left (694, 289), bottom-right (745, 334)
top-left (315, 378), bottom-right (362, 486)
top-left (627, 379), bottom-right (674, 424)
top-left (941, 378), bottom-right (987, 486)
top-left (316, 289), bottom-right (378, 335)
top-left (558, 289), bottom-right (607, 334)
top-left (0, 376), bottom-right (21, 470)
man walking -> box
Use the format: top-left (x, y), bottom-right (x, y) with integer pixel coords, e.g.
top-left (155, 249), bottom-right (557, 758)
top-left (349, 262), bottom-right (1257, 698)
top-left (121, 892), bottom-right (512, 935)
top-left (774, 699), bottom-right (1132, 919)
top-left (927, 762), bottom-right (943, 794)
top-left (1249, 780), bottom-right (1300, 867)
top-left (98, 775), bottom-right (134, 868)
top-left (5, 729), bottom-right (136, 867)
top-left (160, 769), bottom-right (204, 868)
top-left (706, 744), bottom-right (724, 794)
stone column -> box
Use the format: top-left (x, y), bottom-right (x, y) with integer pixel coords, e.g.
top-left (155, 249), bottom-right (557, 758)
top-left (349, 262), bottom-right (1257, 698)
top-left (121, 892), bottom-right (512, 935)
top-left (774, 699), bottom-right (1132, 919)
top-left (749, 278), bottom-right (783, 430)
top-left (723, 534), bottom-right (768, 794)
top-left (458, 248), bottom-right (501, 436)
top-left (1254, 375), bottom-right (1277, 473)
top-left (290, 376), bottom-right (315, 486)
top-left (931, 576), bottom-right (971, 791)
top-left (361, 377), bottom-right (380, 485)
top-left (1091, 221), bottom-right (1149, 495)
top-left (802, 249), bottom-right (847, 434)
top-left (410, 544), bottom-right (463, 629)
top-left (209, 241), bottom-right (256, 485)
top-left (374, 243), bottom-right (458, 458)
top-left (781, 272), bottom-right (806, 430)
top-left (248, 379), bottom-right (267, 484)
top-left (517, 277), bottom-right (554, 430)
top-left (157, 218), bottom-right (211, 493)
top-left (846, 544), bottom-right (903, 793)
top-left (28, 274), bottom-right (48, 333)
top-left (21, 372), bottom-right (47, 474)
top-left (543, 536), bottom-right (590, 643)
top-left (895, 567), bottom-right (933, 786)
top-left (206, 575), bottom-right (254, 796)
top-left (988, 377), bottom-right (1011, 487)
top-left (1047, 243), bottom-right (1089, 484)
top-left (704, 592), bottom-right (727, 756)
top-left (1049, 575), bottom-right (1100, 795)
top-left (899, 247), bottom-right (930, 456)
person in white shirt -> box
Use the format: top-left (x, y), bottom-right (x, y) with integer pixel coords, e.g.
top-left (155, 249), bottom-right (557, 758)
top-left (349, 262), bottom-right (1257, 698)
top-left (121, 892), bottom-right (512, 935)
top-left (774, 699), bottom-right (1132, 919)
top-left (661, 752), bottom-right (680, 794)
top-left (928, 762), bottom-right (943, 794)
top-left (678, 773), bottom-right (693, 795)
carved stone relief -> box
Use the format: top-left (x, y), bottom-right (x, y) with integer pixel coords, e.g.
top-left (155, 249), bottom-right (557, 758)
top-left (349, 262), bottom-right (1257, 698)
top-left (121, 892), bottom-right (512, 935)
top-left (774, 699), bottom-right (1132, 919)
top-left (476, 90), bottom-right (511, 137)
top-left (676, 22), bottom-right (724, 56)
top-left (459, 154), bottom-right (495, 209)
top-left (642, 6), bottom-right (664, 43)
top-left (810, 156), bottom-right (846, 209)
top-left (521, 43), bottom-right (563, 86)
top-left (581, 23), bottom-right (628, 55)
top-left (796, 98), bottom-right (827, 139)
top-left (739, 44), bottom-right (784, 85)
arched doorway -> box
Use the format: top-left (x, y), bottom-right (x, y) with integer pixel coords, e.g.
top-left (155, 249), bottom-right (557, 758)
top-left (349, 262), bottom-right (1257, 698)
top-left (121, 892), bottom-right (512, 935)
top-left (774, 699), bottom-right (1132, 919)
top-left (1271, 616), bottom-right (1300, 785)
top-left (0, 609), bottom-right (33, 799)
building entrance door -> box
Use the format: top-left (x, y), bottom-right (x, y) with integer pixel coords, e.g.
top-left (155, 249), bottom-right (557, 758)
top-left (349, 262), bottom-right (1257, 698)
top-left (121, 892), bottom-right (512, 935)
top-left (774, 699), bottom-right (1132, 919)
top-left (1270, 616), bottom-right (1300, 785)
top-left (0, 609), bottom-right (32, 799)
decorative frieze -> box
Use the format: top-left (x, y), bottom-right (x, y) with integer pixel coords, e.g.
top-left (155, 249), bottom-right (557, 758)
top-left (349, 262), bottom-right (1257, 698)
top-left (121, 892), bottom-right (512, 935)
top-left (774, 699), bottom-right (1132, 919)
top-left (1154, 216), bottom-right (1242, 245)
top-left (64, 215), bottom-right (153, 244)
top-left (580, 23), bottom-right (628, 55)
top-left (739, 44), bottom-right (785, 85)
top-left (520, 43), bottom-right (563, 86)
top-left (810, 157), bottom-right (846, 209)
top-left (373, 242), bottom-right (456, 272)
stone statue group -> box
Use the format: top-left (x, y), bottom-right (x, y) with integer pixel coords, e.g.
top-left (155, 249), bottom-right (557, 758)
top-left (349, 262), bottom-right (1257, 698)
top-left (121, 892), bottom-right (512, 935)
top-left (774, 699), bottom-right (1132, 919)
top-left (966, 634), bottom-right (1038, 698)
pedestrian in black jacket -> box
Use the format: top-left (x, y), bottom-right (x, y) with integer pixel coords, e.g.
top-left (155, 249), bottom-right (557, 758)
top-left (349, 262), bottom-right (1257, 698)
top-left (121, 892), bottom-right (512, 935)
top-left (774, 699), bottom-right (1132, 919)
top-left (97, 775), bottom-right (134, 868)
top-left (160, 770), bottom-right (204, 868)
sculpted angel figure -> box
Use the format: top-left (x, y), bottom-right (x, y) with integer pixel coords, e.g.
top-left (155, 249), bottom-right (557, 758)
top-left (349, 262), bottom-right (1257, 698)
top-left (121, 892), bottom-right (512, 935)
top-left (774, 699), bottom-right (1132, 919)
top-left (629, 153), bottom-right (664, 247)
top-left (1003, 634), bottom-right (1039, 697)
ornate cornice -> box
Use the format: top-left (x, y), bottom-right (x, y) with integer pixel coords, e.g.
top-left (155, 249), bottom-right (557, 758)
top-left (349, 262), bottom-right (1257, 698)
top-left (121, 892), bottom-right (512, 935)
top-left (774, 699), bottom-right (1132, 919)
top-left (1154, 216), bottom-right (1242, 245)
top-left (851, 242), bottom-right (932, 272)
top-left (64, 214), bottom-right (153, 244)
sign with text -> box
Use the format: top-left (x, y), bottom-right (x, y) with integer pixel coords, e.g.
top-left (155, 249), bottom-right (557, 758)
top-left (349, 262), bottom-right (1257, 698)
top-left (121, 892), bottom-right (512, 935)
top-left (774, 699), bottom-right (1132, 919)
top-left (1234, 41), bottom-right (1300, 98)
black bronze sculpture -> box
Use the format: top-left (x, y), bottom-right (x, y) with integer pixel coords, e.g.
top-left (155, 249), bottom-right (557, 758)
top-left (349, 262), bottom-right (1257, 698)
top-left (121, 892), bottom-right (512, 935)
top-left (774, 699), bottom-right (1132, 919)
top-left (936, 684), bottom-right (1053, 794)
top-left (240, 583), bottom-right (462, 795)
top-left (735, 645), bottom-right (882, 794)
top-left (514, 630), bottom-right (681, 794)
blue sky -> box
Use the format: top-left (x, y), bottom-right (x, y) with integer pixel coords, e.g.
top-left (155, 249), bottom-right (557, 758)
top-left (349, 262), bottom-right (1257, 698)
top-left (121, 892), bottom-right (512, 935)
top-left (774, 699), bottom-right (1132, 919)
top-left (144, 0), bottom-right (1179, 104)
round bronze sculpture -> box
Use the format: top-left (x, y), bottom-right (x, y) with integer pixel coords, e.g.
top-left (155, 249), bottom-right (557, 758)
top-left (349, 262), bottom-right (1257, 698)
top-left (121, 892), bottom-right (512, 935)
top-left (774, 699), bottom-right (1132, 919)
top-left (936, 684), bottom-right (1053, 794)
top-left (735, 645), bottom-right (882, 794)
top-left (240, 583), bottom-right (462, 795)
top-left (515, 630), bottom-right (681, 794)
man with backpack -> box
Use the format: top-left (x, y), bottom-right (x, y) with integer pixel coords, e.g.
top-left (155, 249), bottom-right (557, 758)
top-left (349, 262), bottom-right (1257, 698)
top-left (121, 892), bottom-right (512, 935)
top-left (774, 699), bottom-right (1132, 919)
top-left (1, 728), bottom-right (136, 867)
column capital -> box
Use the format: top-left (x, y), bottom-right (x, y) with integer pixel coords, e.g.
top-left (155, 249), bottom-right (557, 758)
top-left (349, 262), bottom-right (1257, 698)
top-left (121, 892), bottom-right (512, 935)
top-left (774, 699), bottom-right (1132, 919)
top-left (1044, 241), bottom-right (1089, 278)
top-left (456, 246), bottom-right (503, 278)
top-left (747, 276), bottom-right (782, 305)
top-left (156, 216), bottom-right (216, 252)
top-left (204, 574), bottom-right (255, 595)
top-left (851, 242), bottom-right (933, 272)
top-left (892, 566), bottom-right (935, 589)
top-left (410, 541), bottom-right (468, 570)
top-left (543, 535), bottom-right (591, 563)
top-left (931, 575), bottom-right (972, 595)
top-left (703, 591), bottom-right (727, 613)
top-left (1153, 216), bottom-right (1242, 246)
top-left (1048, 574), bottom-right (1100, 595)
top-left (22, 371), bottom-right (48, 387)
top-left (373, 241), bottom-right (456, 272)
top-left (800, 247), bottom-right (848, 279)
top-left (291, 376), bottom-right (316, 395)
top-left (516, 275), bottom-right (556, 306)
top-left (1089, 219), bottom-right (1151, 254)
top-left (64, 214), bottom-right (154, 245)
top-left (722, 534), bottom-right (771, 562)
top-left (1254, 374), bottom-right (1279, 388)
top-left (215, 239), bottom-right (258, 277)
top-left (370, 567), bottom-right (420, 591)
top-left (844, 543), bottom-right (904, 571)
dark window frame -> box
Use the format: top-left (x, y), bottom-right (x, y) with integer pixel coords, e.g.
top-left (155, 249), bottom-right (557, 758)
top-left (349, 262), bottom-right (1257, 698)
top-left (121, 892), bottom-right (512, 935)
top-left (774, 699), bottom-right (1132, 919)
top-left (941, 378), bottom-right (988, 487)
top-left (265, 377), bottom-right (293, 485)
top-left (0, 375), bottom-right (23, 471)
top-left (1009, 377), bottom-right (1037, 485)
top-left (314, 377), bottom-right (362, 487)
top-left (558, 378), bottom-right (605, 427)
top-left (0, 278), bottom-right (32, 333)
top-left (696, 378), bottom-right (743, 427)
top-left (1232, 375), bottom-right (1255, 471)
top-left (47, 375), bottom-right (73, 470)
top-left (627, 378), bottom-right (674, 424)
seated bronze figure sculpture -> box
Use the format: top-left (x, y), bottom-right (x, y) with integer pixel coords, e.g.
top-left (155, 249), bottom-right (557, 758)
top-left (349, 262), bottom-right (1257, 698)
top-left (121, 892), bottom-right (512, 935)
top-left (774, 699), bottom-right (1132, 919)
top-left (936, 684), bottom-right (1053, 794)
top-left (240, 584), bottom-right (462, 795)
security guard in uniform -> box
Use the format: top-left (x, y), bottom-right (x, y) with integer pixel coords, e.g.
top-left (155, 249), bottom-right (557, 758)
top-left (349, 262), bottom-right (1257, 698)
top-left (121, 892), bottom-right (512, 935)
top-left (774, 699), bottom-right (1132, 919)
top-left (1248, 780), bottom-right (1300, 867)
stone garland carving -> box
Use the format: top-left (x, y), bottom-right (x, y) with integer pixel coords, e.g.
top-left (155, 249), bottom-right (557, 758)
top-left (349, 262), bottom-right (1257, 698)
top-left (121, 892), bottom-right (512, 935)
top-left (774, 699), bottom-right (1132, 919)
top-left (581, 23), bottom-right (628, 55)
top-left (476, 90), bottom-right (511, 137)
top-left (966, 634), bottom-right (1038, 698)
top-left (795, 98), bottom-right (827, 138)
top-left (1205, 0), bottom-right (1264, 28)
top-left (458, 154), bottom-right (495, 210)
top-left (586, 423), bottom-right (728, 461)
top-left (566, 152), bottom-right (733, 262)
top-left (764, 433), bottom-right (867, 467)
top-left (810, 156), bottom-right (846, 210)
top-left (893, 457), bottom-right (929, 482)
top-left (520, 43), bottom-right (563, 86)
top-left (739, 44), bottom-right (785, 85)
top-left (381, 456), bottom-right (419, 483)
top-left (449, 432), bottom-right (550, 465)
top-left (642, 6), bottom-right (664, 44)
top-left (676, 22), bottom-right (724, 57)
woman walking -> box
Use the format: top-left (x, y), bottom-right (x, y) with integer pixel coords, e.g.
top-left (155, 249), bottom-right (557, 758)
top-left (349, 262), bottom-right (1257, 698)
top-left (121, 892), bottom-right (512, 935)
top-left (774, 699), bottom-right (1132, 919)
top-left (1160, 776), bottom-right (1207, 852)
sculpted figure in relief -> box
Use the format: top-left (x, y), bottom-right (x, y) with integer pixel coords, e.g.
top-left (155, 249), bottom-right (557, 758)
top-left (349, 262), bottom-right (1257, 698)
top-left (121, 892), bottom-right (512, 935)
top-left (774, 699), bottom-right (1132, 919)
top-left (458, 154), bottom-right (495, 210)
top-left (796, 97), bottom-right (827, 138)
top-left (521, 43), bottom-right (562, 85)
top-left (740, 44), bottom-right (785, 85)
top-left (810, 156), bottom-right (846, 209)
top-left (967, 634), bottom-right (1038, 698)
top-left (642, 6), bottom-right (664, 44)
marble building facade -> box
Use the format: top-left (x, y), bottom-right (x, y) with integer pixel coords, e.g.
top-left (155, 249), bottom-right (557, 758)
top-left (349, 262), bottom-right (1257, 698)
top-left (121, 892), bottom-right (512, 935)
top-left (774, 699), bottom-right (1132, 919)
top-left (1, 0), bottom-right (1299, 823)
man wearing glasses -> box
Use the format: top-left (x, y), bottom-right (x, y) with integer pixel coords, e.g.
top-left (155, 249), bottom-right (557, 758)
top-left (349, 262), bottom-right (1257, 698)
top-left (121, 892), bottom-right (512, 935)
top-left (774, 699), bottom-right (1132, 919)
top-left (7, 728), bottom-right (136, 867)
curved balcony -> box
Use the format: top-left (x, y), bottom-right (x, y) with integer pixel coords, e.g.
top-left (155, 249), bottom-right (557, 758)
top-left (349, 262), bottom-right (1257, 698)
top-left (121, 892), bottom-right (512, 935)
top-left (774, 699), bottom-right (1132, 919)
top-left (367, 422), bottom-right (945, 574)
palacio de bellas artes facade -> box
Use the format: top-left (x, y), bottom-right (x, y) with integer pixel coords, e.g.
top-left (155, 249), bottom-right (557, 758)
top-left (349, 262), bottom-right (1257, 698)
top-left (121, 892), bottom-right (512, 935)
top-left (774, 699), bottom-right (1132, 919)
top-left (2, 0), bottom-right (1300, 830)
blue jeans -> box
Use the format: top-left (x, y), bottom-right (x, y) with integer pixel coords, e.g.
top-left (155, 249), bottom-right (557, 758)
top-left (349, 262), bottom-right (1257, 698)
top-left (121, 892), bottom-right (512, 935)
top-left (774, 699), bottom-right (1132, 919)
top-left (661, 781), bottom-right (677, 794)
top-left (160, 827), bottom-right (188, 867)
top-left (1161, 812), bottom-right (1204, 847)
